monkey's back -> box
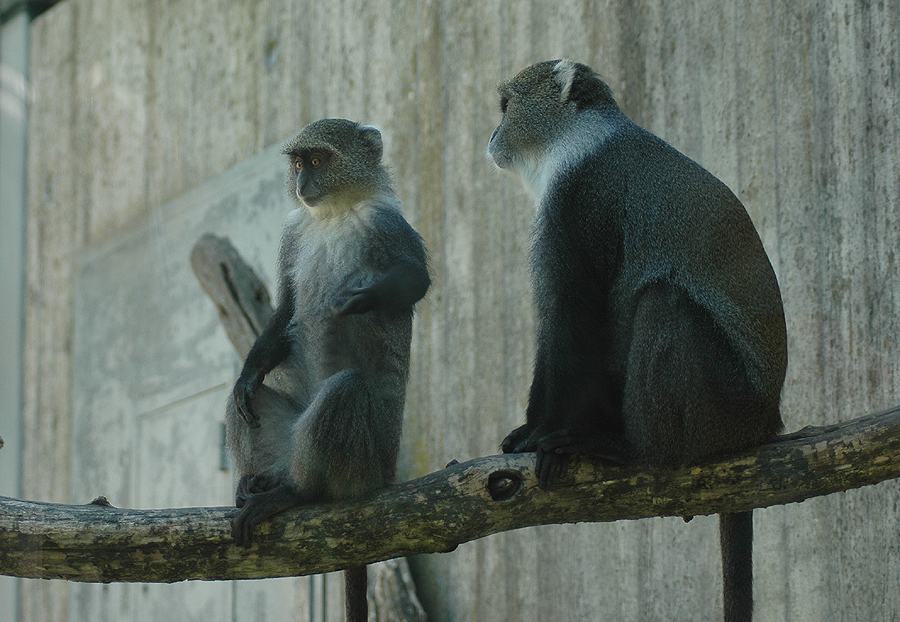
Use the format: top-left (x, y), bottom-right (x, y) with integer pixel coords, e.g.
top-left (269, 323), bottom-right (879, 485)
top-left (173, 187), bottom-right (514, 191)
top-left (619, 128), bottom-right (786, 404)
top-left (549, 123), bottom-right (787, 406)
top-left (535, 118), bottom-right (787, 462)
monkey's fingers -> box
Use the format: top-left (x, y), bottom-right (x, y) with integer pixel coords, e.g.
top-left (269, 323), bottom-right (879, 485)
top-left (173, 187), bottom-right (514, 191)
top-left (232, 506), bottom-right (256, 547)
top-left (235, 476), bottom-right (252, 508)
top-left (231, 497), bottom-right (274, 547)
top-left (501, 423), bottom-right (535, 453)
top-left (233, 386), bottom-right (261, 428)
top-left (536, 429), bottom-right (575, 488)
top-left (332, 288), bottom-right (377, 316)
top-left (536, 428), bottom-right (574, 452)
top-left (550, 435), bottom-right (630, 464)
top-left (237, 402), bottom-right (261, 429)
top-left (232, 485), bottom-right (306, 548)
top-left (536, 449), bottom-right (570, 490)
top-left (500, 428), bottom-right (523, 453)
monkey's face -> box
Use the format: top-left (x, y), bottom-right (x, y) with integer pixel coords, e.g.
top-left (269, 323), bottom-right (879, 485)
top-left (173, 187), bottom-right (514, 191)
top-left (283, 119), bottom-right (388, 220)
top-left (488, 60), bottom-right (617, 192)
top-left (289, 149), bottom-right (332, 207)
top-left (487, 61), bottom-right (573, 176)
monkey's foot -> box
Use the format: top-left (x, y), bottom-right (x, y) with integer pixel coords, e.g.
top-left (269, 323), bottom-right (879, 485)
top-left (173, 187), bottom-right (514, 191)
top-left (235, 474), bottom-right (281, 507)
top-left (534, 429), bottom-right (629, 489)
top-left (539, 428), bottom-right (630, 462)
top-left (232, 484), bottom-right (306, 548)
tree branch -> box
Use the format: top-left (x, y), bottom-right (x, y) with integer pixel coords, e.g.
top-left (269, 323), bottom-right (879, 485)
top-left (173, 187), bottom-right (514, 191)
top-left (4, 234), bottom-right (898, 586)
top-left (2, 403), bottom-right (899, 582)
top-left (189, 233), bottom-right (273, 359)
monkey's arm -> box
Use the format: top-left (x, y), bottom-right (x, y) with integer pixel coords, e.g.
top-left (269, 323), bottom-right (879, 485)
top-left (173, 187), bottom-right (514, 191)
top-left (233, 288), bottom-right (295, 427)
top-left (508, 345), bottom-right (582, 488)
top-left (333, 206), bottom-right (430, 316)
top-left (333, 260), bottom-right (430, 316)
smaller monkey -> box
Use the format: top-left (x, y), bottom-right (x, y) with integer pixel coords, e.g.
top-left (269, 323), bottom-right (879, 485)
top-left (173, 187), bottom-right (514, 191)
top-left (225, 119), bottom-right (430, 622)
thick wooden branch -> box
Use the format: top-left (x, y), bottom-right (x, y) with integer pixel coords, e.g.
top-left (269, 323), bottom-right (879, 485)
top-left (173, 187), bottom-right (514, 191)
top-left (4, 234), bottom-right (897, 586)
top-left (2, 403), bottom-right (899, 582)
top-left (190, 232), bottom-right (273, 359)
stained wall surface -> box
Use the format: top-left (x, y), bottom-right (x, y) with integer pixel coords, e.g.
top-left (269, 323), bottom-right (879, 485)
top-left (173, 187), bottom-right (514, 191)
top-left (21, 1), bottom-right (900, 621)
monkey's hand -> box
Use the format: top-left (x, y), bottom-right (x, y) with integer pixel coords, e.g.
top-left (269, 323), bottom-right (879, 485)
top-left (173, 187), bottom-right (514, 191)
top-left (535, 429), bottom-right (630, 488)
top-left (332, 286), bottom-right (380, 316)
top-left (534, 429), bottom-right (575, 490)
top-left (500, 423), bottom-right (538, 453)
top-left (233, 373), bottom-right (263, 429)
top-left (333, 262), bottom-right (429, 316)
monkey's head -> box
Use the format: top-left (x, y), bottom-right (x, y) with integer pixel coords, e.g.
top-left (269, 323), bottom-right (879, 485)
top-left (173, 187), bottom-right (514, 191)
top-left (283, 119), bottom-right (391, 220)
top-left (487, 60), bottom-right (617, 177)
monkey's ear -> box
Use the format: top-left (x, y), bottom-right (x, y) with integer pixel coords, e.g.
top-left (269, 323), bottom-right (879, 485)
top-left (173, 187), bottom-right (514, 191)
top-left (552, 59), bottom-right (579, 102)
top-left (552, 59), bottom-right (614, 110)
top-left (357, 125), bottom-right (384, 161)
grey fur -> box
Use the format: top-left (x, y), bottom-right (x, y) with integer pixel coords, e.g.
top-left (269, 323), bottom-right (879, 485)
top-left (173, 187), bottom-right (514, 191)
top-left (225, 119), bottom-right (429, 622)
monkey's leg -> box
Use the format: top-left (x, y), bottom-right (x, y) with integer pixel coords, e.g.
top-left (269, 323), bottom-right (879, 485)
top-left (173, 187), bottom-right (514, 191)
top-left (226, 383), bottom-right (302, 500)
top-left (290, 368), bottom-right (399, 499)
top-left (621, 282), bottom-right (717, 465)
top-left (624, 281), bottom-right (776, 464)
top-left (624, 282), bottom-right (763, 622)
top-left (233, 371), bottom-right (397, 546)
top-left (511, 273), bottom-right (625, 487)
top-left (227, 383), bottom-right (309, 546)
top-left (291, 369), bottom-right (396, 622)
top-left (523, 338), bottom-right (628, 488)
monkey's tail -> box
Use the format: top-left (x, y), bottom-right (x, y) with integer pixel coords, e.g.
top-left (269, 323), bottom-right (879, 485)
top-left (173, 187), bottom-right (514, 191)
top-left (720, 511), bottom-right (753, 622)
top-left (345, 565), bottom-right (368, 622)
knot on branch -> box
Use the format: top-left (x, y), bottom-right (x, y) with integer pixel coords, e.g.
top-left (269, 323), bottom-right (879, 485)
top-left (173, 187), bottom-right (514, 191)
top-left (487, 470), bottom-right (524, 501)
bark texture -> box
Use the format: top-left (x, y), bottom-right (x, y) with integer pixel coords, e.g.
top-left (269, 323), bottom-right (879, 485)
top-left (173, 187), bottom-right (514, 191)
top-left (2, 403), bottom-right (899, 582)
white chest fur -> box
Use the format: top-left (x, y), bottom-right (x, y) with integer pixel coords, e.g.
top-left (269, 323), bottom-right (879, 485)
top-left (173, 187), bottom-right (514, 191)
top-left (522, 110), bottom-right (625, 206)
top-left (281, 206), bottom-right (375, 310)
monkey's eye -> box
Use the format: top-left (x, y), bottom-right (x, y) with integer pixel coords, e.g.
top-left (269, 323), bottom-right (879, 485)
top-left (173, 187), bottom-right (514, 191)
top-left (310, 155), bottom-right (323, 168)
top-left (499, 96), bottom-right (509, 114)
top-left (294, 159), bottom-right (303, 171)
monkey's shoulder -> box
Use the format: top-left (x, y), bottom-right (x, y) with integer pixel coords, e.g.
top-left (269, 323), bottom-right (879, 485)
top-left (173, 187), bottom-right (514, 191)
top-left (364, 203), bottom-right (428, 261)
top-left (550, 125), bottom-right (754, 241)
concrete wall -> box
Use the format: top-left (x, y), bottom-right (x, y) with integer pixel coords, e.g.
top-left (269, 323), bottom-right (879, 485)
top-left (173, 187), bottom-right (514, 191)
top-left (21, 1), bottom-right (900, 621)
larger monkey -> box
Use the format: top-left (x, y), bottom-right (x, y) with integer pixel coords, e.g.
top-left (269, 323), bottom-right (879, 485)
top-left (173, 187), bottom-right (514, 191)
top-left (488, 60), bottom-right (787, 622)
top-left (225, 119), bottom-right (430, 622)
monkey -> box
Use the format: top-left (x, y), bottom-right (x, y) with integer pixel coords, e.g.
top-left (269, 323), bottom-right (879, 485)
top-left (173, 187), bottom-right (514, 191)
top-left (225, 118), bottom-right (430, 622)
top-left (487, 60), bottom-right (787, 622)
